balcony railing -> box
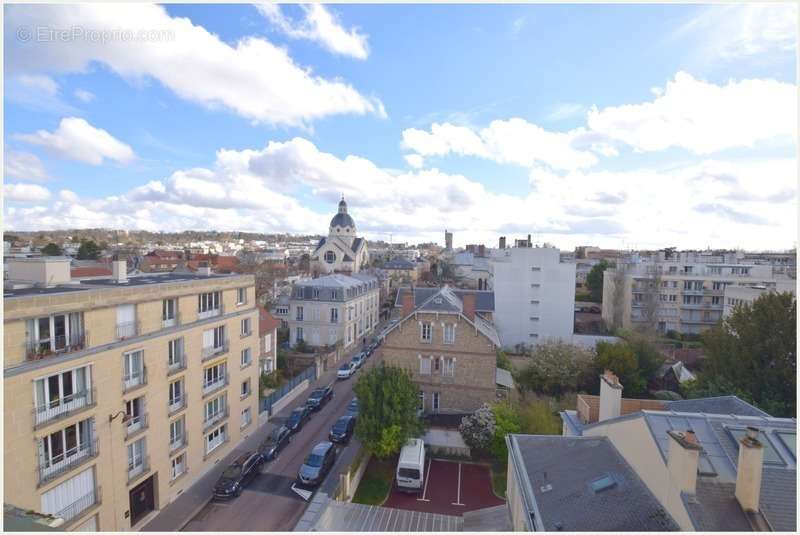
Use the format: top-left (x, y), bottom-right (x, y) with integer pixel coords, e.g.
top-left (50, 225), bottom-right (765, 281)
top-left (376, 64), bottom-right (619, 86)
top-left (682, 288), bottom-right (705, 295)
top-left (122, 367), bottom-right (148, 392)
top-left (202, 373), bottom-right (229, 397)
top-left (203, 407), bottom-right (229, 431)
top-left (56, 487), bottom-right (101, 525)
top-left (162, 312), bottom-right (181, 329)
top-left (116, 321), bottom-right (140, 340)
top-left (168, 393), bottom-right (187, 415)
top-left (127, 455), bottom-right (150, 484)
top-left (169, 435), bottom-right (187, 453)
top-left (125, 413), bottom-right (148, 439)
top-left (33, 387), bottom-right (96, 428)
top-left (198, 305), bottom-right (224, 320)
top-left (25, 332), bottom-right (88, 362)
top-left (38, 439), bottom-right (98, 486)
top-left (201, 341), bottom-right (230, 362)
top-left (167, 353), bottom-right (186, 375)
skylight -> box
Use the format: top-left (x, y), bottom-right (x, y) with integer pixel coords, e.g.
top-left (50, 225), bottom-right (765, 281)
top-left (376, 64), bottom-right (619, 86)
top-left (775, 431), bottom-right (796, 461)
top-left (590, 474), bottom-right (617, 493)
top-left (727, 428), bottom-right (785, 465)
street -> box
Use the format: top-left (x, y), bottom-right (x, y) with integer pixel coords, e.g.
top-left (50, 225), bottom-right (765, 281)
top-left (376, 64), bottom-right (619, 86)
top-left (182, 339), bottom-right (384, 531)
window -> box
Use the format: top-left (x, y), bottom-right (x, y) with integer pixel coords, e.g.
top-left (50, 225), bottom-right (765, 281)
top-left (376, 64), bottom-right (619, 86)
top-left (712, 296), bottom-right (722, 305)
top-left (296, 306), bottom-right (304, 321)
top-left (420, 322), bottom-right (432, 342)
top-left (26, 312), bottom-right (85, 357)
top-left (203, 362), bottom-right (227, 390)
top-left (127, 438), bottom-right (146, 476)
top-left (237, 288), bottom-right (247, 305)
top-left (312, 288), bottom-right (320, 299)
top-left (330, 308), bottom-right (338, 323)
top-left (727, 428), bottom-right (784, 465)
top-left (325, 251), bottom-right (336, 264)
top-left (202, 326), bottom-right (227, 356)
top-left (206, 424), bottom-right (227, 454)
top-left (241, 318), bottom-right (252, 336)
top-left (205, 394), bottom-right (227, 423)
top-left (34, 365), bottom-right (91, 425)
top-left (432, 392), bottom-right (440, 412)
top-left (419, 356), bottom-right (432, 375)
top-left (123, 350), bottom-right (145, 390)
top-left (241, 348), bottom-right (252, 368)
top-left (168, 338), bottom-right (184, 370)
top-left (241, 379), bottom-right (251, 399)
top-left (531, 266), bottom-right (541, 272)
top-left (116, 304), bottom-right (136, 339)
top-left (125, 397), bottom-right (146, 434)
top-left (433, 356), bottom-right (441, 373)
top-left (418, 392), bottom-right (425, 412)
top-left (348, 307), bottom-right (352, 321)
top-left (39, 419), bottom-right (93, 475)
top-left (169, 417), bottom-right (184, 450)
top-left (296, 327), bottom-right (304, 343)
top-left (443, 323), bottom-right (455, 344)
top-left (241, 407), bottom-right (252, 429)
top-left (443, 357), bottom-right (455, 377)
top-left (198, 291), bottom-right (221, 315)
top-left (531, 283), bottom-right (541, 289)
top-left (168, 380), bottom-right (184, 410)
top-left (162, 299), bottom-right (176, 325)
top-left (171, 453), bottom-right (186, 480)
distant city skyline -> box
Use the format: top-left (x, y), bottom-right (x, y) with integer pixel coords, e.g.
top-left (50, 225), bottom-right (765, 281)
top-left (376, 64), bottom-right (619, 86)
top-left (4, 3), bottom-right (797, 250)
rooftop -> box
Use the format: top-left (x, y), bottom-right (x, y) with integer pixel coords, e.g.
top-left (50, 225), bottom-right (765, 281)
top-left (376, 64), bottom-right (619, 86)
top-left (393, 286), bottom-right (495, 311)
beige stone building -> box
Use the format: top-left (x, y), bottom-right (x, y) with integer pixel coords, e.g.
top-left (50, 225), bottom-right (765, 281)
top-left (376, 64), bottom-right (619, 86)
top-left (4, 258), bottom-right (260, 530)
top-left (381, 286), bottom-right (500, 414)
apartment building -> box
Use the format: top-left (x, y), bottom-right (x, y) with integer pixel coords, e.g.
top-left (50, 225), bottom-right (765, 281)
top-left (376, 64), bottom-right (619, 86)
top-left (383, 286), bottom-right (500, 414)
top-left (3, 257), bottom-right (260, 531)
top-left (723, 280), bottom-right (796, 318)
top-left (601, 260), bottom-right (793, 334)
top-left (287, 273), bottom-right (379, 349)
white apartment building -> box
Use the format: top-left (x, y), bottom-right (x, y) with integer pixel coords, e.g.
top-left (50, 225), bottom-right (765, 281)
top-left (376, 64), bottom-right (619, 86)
top-left (287, 274), bottom-right (380, 349)
top-left (723, 279), bottom-right (796, 318)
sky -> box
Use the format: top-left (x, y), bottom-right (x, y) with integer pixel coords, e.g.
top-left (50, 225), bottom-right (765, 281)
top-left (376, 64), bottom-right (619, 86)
top-left (3, 2), bottom-right (798, 250)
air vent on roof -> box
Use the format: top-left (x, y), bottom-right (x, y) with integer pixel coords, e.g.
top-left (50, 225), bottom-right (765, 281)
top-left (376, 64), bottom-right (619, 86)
top-left (590, 474), bottom-right (617, 493)
top-left (539, 483), bottom-right (552, 493)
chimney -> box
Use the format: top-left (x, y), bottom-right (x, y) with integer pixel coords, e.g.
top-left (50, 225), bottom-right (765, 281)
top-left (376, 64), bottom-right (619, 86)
top-left (527, 234), bottom-right (532, 247)
top-left (401, 288), bottom-right (415, 317)
top-left (499, 236), bottom-right (506, 249)
top-left (667, 430), bottom-right (703, 494)
top-left (112, 260), bottom-right (128, 283)
top-left (478, 244), bottom-right (485, 257)
top-left (598, 370), bottom-right (623, 421)
top-left (198, 261), bottom-right (212, 276)
top-left (462, 292), bottom-right (476, 321)
top-left (735, 427), bottom-right (764, 513)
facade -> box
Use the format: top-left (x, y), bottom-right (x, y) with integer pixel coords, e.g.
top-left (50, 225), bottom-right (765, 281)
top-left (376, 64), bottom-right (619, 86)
top-left (311, 198), bottom-right (369, 275)
top-left (258, 307), bottom-right (281, 374)
top-left (602, 260), bottom-right (793, 334)
top-left (382, 257), bottom-right (419, 288)
top-left (4, 258), bottom-right (260, 531)
top-left (287, 274), bottom-right (379, 350)
top-left (139, 250), bottom-right (182, 273)
top-left (722, 280), bottom-right (796, 318)
top-left (382, 286), bottom-right (500, 414)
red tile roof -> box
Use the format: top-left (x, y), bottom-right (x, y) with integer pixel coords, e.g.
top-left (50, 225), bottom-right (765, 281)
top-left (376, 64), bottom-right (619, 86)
top-left (259, 306), bottom-right (281, 335)
top-left (71, 266), bottom-right (113, 278)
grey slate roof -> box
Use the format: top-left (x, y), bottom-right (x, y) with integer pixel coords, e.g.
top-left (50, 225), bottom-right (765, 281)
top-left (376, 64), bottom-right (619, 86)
top-left (508, 435), bottom-right (679, 531)
top-left (666, 395), bottom-right (770, 418)
top-left (683, 480), bottom-right (752, 531)
top-left (393, 286), bottom-right (495, 311)
top-left (330, 212), bottom-right (356, 228)
top-left (384, 257), bottom-right (416, 270)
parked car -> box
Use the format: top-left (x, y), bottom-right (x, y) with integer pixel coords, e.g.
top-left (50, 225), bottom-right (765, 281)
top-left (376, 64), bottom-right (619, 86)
top-left (286, 405), bottom-right (312, 433)
top-left (258, 426), bottom-right (291, 462)
top-left (329, 415), bottom-right (356, 444)
top-left (296, 441), bottom-right (337, 487)
top-left (306, 385), bottom-right (334, 411)
top-left (337, 361), bottom-right (356, 379)
top-left (346, 397), bottom-right (359, 418)
top-left (351, 352), bottom-right (366, 369)
top-left (213, 451), bottom-right (262, 499)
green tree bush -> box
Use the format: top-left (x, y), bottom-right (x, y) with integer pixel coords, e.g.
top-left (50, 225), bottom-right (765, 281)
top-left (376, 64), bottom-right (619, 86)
top-left (459, 404), bottom-right (496, 452)
top-left (489, 402), bottom-right (521, 461)
top-left (518, 400), bottom-right (562, 435)
top-left (516, 342), bottom-right (595, 397)
top-left (586, 260), bottom-right (610, 302)
top-left (41, 243), bottom-right (62, 256)
top-left (77, 240), bottom-right (101, 260)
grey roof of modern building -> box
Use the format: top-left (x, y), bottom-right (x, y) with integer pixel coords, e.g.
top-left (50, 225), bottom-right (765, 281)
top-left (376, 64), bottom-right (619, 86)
top-left (665, 395), bottom-right (770, 418)
top-left (294, 273), bottom-right (377, 289)
top-left (392, 286), bottom-right (495, 311)
top-left (508, 434), bottom-right (679, 531)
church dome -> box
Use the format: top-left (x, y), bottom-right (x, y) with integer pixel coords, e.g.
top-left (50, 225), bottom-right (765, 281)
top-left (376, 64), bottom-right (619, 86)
top-left (329, 197), bottom-right (355, 229)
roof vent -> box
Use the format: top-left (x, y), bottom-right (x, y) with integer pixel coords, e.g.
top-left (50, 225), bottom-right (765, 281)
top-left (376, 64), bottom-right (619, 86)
top-left (590, 474), bottom-right (617, 493)
top-left (539, 483), bottom-right (553, 493)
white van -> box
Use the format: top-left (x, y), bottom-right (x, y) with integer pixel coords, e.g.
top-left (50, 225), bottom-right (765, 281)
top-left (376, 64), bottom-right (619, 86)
top-left (396, 438), bottom-right (425, 493)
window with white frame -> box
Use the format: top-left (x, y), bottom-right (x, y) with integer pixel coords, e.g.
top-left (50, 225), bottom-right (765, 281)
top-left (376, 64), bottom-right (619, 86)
top-left (205, 394), bottom-right (227, 423)
top-left (420, 322), bottom-right (432, 342)
top-left (241, 379), bottom-right (251, 398)
top-left (168, 338), bottom-right (183, 369)
top-left (203, 362), bottom-right (227, 390)
top-left (443, 323), bottom-right (455, 344)
top-left (241, 407), bottom-right (252, 428)
top-left (237, 288), bottom-right (247, 305)
top-left (34, 365), bottom-right (92, 425)
top-left (26, 312), bottom-right (85, 356)
top-left (127, 438), bottom-right (146, 475)
top-left (433, 356), bottom-right (441, 373)
top-left (202, 326), bottom-right (227, 354)
top-left (168, 379), bottom-right (183, 410)
top-left (241, 318), bottom-right (252, 336)
top-left (123, 350), bottom-right (145, 389)
top-left (38, 418), bottom-right (93, 475)
top-left (330, 308), bottom-right (338, 323)
top-left (169, 417), bottom-right (184, 450)
top-left (206, 424), bottom-right (227, 454)
top-left (418, 392), bottom-right (425, 412)
top-left (162, 298), bottom-right (177, 325)
top-left (296, 306), bottom-right (304, 321)
top-left (419, 356), bottom-right (432, 375)
top-left (241, 348), bottom-right (252, 368)
top-left (171, 452), bottom-right (186, 480)
top-left (296, 327), bottom-right (304, 343)
top-left (443, 357), bottom-right (455, 377)
top-left (198, 291), bottom-right (221, 315)
top-left (432, 392), bottom-right (440, 412)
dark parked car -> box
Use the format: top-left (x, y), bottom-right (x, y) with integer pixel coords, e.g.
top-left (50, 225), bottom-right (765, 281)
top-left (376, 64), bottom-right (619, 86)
top-left (296, 442), bottom-right (337, 487)
top-left (329, 415), bottom-right (356, 444)
top-left (258, 426), bottom-right (291, 462)
top-left (213, 452), bottom-right (262, 499)
top-left (346, 397), bottom-right (359, 418)
top-left (286, 405), bottom-right (312, 433)
top-left (306, 385), bottom-right (334, 411)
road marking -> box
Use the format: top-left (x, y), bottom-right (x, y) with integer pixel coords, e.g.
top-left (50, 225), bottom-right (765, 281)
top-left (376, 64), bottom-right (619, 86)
top-left (417, 458), bottom-right (432, 502)
top-left (452, 462), bottom-right (464, 506)
top-left (290, 483), bottom-right (313, 501)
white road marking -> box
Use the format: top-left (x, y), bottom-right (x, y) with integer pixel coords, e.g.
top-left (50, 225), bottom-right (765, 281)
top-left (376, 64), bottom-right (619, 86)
top-left (417, 458), bottom-right (433, 502)
top-left (452, 462), bottom-right (464, 506)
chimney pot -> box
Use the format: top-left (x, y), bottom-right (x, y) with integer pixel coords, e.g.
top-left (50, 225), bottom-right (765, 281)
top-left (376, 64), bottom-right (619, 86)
top-left (667, 430), bottom-right (703, 495)
top-left (401, 288), bottom-right (415, 317)
top-left (735, 426), bottom-right (764, 513)
top-left (598, 370), bottom-right (623, 422)
top-left (462, 292), bottom-right (476, 321)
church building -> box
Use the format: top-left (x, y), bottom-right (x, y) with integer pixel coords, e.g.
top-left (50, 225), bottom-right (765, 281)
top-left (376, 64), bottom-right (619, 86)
top-left (311, 197), bottom-right (369, 275)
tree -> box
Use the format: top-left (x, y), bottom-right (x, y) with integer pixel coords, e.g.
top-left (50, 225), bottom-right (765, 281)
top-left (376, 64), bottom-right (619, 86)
top-left (698, 292), bottom-right (796, 417)
top-left (77, 240), bottom-right (101, 260)
top-left (489, 402), bottom-right (521, 461)
top-left (354, 364), bottom-right (422, 458)
top-left (496, 350), bottom-right (512, 371)
top-left (518, 400), bottom-right (561, 435)
top-left (586, 260), bottom-right (610, 302)
top-left (594, 341), bottom-right (645, 395)
top-left (41, 243), bottom-right (63, 256)
top-left (516, 341), bottom-right (595, 397)
top-left (459, 404), bottom-right (496, 452)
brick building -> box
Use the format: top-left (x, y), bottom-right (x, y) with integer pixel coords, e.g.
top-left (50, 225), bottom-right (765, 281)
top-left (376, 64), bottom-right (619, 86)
top-left (381, 286), bottom-right (500, 414)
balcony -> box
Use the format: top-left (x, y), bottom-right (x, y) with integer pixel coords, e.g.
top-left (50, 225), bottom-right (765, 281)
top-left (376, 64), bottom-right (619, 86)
top-left (38, 439), bottom-right (98, 486)
top-left (169, 435), bottom-right (187, 454)
top-left (122, 367), bottom-right (148, 393)
top-left (125, 413), bottom-right (148, 439)
top-left (162, 312), bottom-right (181, 329)
top-left (682, 288), bottom-right (705, 295)
top-left (167, 353), bottom-right (186, 376)
top-left (202, 374), bottom-right (229, 397)
top-left (127, 455), bottom-right (151, 484)
top-left (168, 393), bottom-right (187, 416)
top-left (116, 321), bottom-right (140, 341)
top-left (33, 387), bottom-right (96, 429)
top-left (56, 486), bottom-right (102, 526)
top-left (198, 305), bottom-right (224, 320)
top-left (201, 341), bottom-right (230, 362)
top-left (240, 329), bottom-right (253, 339)
top-left (25, 332), bottom-right (88, 362)
top-left (203, 407), bottom-right (229, 431)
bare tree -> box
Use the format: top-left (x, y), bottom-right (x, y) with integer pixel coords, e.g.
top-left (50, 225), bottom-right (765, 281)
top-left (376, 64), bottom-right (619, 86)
top-left (610, 264), bottom-right (628, 331)
top-left (640, 262), bottom-right (663, 337)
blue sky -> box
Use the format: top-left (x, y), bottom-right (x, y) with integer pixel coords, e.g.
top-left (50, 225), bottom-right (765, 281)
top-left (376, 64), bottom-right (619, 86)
top-left (4, 3), bottom-right (797, 250)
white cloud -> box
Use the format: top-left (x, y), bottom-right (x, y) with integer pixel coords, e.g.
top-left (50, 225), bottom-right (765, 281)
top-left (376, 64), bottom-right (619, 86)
top-left (587, 72), bottom-right (797, 154)
top-left (676, 3), bottom-right (798, 60)
top-left (58, 190), bottom-right (79, 203)
top-left (5, 150), bottom-right (51, 181)
top-left (16, 74), bottom-right (59, 96)
top-left (510, 17), bottom-right (526, 37)
top-left (546, 102), bottom-right (585, 122)
top-left (257, 4), bottom-right (369, 60)
top-left (5, 3), bottom-right (384, 127)
top-left (4, 183), bottom-right (51, 203)
top-left (404, 154), bottom-right (424, 169)
top-left (15, 117), bottom-right (135, 165)
top-left (74, 89), bottom-right (95, 103)
top-left (402, 119), bottom-right (600, 171)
